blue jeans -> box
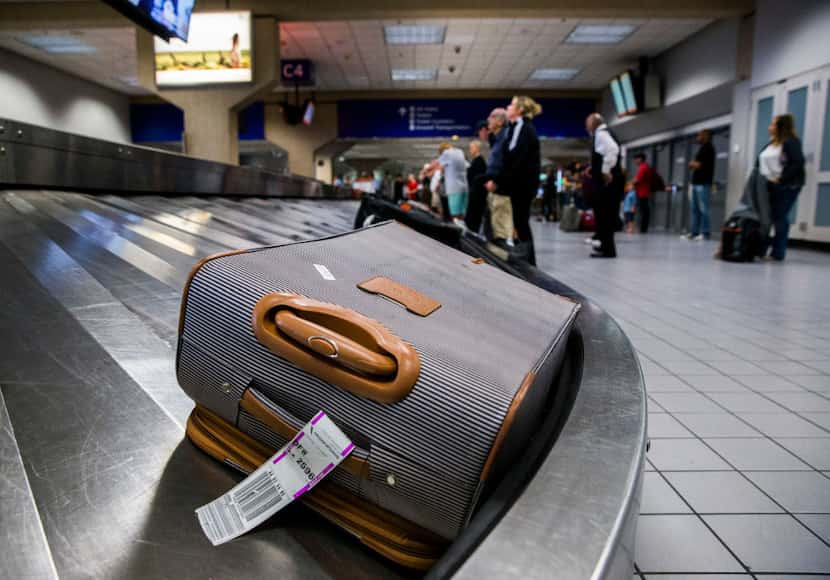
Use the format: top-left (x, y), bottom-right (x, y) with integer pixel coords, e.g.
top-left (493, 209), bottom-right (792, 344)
top-left (767, 184), bottom-right (801, 260)
top-left (690, 184), bottom-right (711, 237)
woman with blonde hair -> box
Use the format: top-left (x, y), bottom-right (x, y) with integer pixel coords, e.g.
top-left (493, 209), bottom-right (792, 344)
top-left (485, 96), bottom-right (542, 264)
top-left (758, 113), bottom-right (805, 261)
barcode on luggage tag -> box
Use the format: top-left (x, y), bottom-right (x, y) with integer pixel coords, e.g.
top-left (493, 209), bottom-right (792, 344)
top-left (196, 410), bottom-right (353, 546)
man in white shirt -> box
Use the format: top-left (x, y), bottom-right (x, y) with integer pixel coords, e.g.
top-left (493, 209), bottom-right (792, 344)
top-left (585, 113), bottom-right (623, 258)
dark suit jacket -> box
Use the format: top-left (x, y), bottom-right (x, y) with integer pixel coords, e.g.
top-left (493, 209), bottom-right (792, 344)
top-left (467, 155), bottom-right (487, 192)
top-left (780, 137), bottom-right (805, 189)
top-left (493, 118), bottom-right (541, 198)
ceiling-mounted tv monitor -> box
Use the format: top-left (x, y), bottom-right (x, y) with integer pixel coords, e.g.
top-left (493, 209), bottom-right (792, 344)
top-left (619, 71), bottom-right (639, 114)
top-left (103, 0), bottom-right (195, 42)
top-left (154, 11), bottom-right (252, 87)
top-left (610, 78), bottom-right (627, 116)
top-left (303, 100), bottom-right (315, 126)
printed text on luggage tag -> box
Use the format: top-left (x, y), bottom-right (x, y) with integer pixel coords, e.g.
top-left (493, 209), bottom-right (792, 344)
top-left (196, 411), bottom-right (353, 546)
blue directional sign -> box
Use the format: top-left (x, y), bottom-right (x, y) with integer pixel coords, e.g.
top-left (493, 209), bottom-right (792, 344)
top-left (337, 98), bottom-right (595, 139)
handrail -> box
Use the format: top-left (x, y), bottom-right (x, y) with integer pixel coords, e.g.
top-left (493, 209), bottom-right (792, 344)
top-left (0, 118), bottom-right (354, 199)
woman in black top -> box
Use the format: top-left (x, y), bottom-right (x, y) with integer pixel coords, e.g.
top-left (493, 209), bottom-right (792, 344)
top-left (486, 96), bottom-right (542, 265)
top-left (761, 114), bottom-right (805, 261)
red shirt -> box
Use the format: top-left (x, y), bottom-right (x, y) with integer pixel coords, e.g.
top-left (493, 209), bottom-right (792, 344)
top-left (634, 162), bottom-right (651, 199)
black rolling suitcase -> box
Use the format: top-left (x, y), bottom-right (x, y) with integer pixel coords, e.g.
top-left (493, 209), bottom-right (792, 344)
top-left (721, 217), bottom-right (762, 262)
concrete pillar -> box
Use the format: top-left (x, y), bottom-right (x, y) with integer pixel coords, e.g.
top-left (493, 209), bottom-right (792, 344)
top-left (136, 15), bottom-right (278, 165)
top-left (314, 155), bottom-right (333, 184)
top-left (264, 102), bottom-right (338, 178)
top-left (726, 13), bottom-right (755, 211)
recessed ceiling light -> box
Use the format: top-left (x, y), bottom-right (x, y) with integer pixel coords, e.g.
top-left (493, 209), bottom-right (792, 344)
top-left (44, 45), bottom-right (97, 54)
top-left (384, 25), bottom-right (446, 45)
top-left (17, 34), bottom-right (96, 54)
top-left (114, 76), bottom-right (139, 86)
top-left (530, 68), bottom-right (580, 80)
top-left (391, 68), bottom-right (437, 81)
top-left (565, 24), bottom-right (636, 44)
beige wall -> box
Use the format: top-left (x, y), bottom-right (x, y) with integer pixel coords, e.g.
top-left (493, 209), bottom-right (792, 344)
top-left (265, 103), bottom-right (338, 178)
top-left (0, 47), bottom-right (130, 142)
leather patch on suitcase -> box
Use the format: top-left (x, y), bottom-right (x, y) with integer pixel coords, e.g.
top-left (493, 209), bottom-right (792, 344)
top-left (357, 276), bottom-right (441, 317)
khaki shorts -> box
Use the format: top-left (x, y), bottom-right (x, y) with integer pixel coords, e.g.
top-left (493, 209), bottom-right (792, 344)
top-left (488, 193), bottom-right (513, 240)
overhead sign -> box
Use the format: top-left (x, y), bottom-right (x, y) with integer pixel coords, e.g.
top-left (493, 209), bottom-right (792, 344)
top-left (337, 98), bottom-right (596, 139)
top-left (281, 59), bottom-right (315, 85)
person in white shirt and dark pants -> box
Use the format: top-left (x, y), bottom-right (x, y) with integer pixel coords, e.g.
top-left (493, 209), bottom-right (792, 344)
top-left (585, 113), bottom-right (623, 258)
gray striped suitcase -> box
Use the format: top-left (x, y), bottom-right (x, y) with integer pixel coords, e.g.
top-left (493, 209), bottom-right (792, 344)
top-left (177, 221), bottom-right (580, 564)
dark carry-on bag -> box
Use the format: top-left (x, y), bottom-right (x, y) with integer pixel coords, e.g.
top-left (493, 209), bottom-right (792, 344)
top-left (721, 216), bottom-right (762, 262)
top-left (560, 204), bottom-right (582, 232)
top-left (177, 221), bottom-right (580, 569)
top-left (354, 194), bottom-right (462, 247)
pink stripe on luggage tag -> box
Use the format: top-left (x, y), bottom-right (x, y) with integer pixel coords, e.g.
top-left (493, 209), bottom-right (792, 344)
top-left (313, 463), bottom-right (334, 484)
top-left (273, 450), bottom-right (288, 464)
top-left (341, 443), bottom-right (354, 457)
top-left (311, 411), bottom-right (326, 425)
top-left (293, 485), bottom-right (310, 499)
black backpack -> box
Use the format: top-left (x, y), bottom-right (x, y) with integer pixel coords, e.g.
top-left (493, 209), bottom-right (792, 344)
top-left (721, 217), bottom-right (762, 262)
top-left (650, 168), bottom-right (666, 195)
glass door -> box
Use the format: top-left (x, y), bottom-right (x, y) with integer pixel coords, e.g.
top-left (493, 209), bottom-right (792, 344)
top-left (813, 73), bottom-right (830, 242)
top-left (785, 82), bottom-right (810, 224)
top-left (710, 127), bottom-right (731, 233)
top-left (653, 142), bottom-right (672, 231)
top-left (670, 137), bottom-right (691, 232)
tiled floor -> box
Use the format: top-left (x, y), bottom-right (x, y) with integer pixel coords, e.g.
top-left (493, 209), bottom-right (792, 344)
top-left (532, 223), bottom-right (830, 579)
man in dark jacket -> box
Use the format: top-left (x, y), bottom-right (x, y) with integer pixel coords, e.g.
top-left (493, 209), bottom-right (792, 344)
top-left (392, 174), bottom-right (405, 203)
top-left (685, 129), bottom-right (715, 240)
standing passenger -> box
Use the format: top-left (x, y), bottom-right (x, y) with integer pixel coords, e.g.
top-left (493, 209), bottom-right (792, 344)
top-left (585, 113), bottom-right (623, 258)
top-left (684, 129), bottom-right (715, 240)
top-left (488, 96), bottom-right (542, 265)
top-left (482, 108), bottom-right (511, 245)
top-left (759, 114), bottom-right (805, 261)
top-left (465, 140), bottom-right (488, 233)
top-left (632, 153), bottom-right (653, 233)
top-left (434, 142), bottom-right (469, 224)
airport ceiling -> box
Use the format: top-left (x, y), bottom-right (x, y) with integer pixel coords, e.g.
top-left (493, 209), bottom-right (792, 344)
top-left (0, 16), bottom-right (712, 97)
top-left (278, 18), bottom-right (711, 91)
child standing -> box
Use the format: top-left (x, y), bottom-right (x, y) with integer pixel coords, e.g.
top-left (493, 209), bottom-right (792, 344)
top-left (623, 183), bottom-right (637, 234)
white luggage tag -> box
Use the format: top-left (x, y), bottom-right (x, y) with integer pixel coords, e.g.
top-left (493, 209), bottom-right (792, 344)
top-left (196, 410), bottom-right (354, 546)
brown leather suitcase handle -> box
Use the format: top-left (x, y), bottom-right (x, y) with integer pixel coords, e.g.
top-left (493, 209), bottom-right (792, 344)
top-left (275, 310), bottom-right (397, 377)
top-left (239, 390), bottom-right (371, 479)
top-left (252, 293), bottom-right (419, 404)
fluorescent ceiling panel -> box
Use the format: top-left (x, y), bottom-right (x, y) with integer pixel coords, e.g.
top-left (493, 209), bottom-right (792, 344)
top-left (391, 68), bottom-right (436, 81)
top-left (565, 24), bottom-right (636, 44)
top-left (17, 34), bottom-right (97, 53)
top-left (530, 68), bottom-right (580, 80)
top-left (384, 25), bottom-right (445, 45)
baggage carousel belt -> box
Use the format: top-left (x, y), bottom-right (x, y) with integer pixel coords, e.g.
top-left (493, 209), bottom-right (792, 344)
top-left (0, 190), bottom-right (417, 579)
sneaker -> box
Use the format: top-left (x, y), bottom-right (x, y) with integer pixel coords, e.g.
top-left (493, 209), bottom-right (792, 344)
top-left (692, 234), bottom-right (705, 241)
top-left (680, 233), bottom-right (694, 240)
top-left (584, 237), bottom-right (596, 245)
